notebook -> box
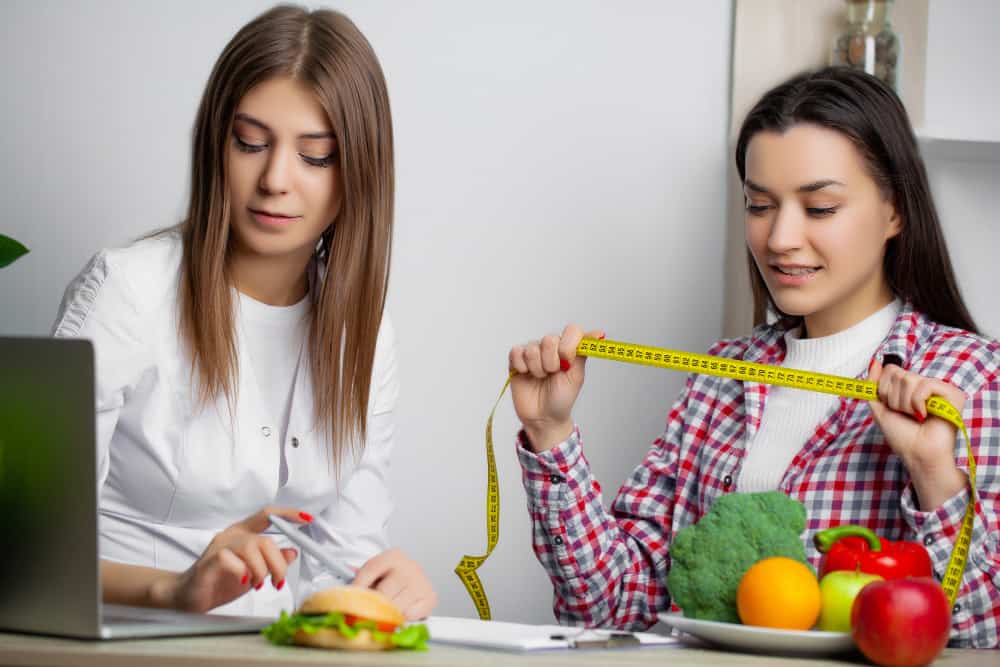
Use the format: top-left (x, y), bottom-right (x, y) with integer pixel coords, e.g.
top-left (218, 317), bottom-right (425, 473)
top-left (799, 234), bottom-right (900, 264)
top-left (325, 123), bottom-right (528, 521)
top-left (425, 616), bottom-right (681, 652)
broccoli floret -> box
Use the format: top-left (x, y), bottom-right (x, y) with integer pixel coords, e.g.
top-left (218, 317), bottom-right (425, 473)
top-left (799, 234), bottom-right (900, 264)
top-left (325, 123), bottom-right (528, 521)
top-left (665, 491), bottom-right (810, 623)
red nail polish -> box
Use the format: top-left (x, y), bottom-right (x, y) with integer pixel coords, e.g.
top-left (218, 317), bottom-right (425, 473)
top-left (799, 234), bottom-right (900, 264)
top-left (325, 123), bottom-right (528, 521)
top-left (598, 333), bottom-right (606, 340)
top-left (559, 359), bottom-right (571, 372)
top-left (916, 412), bottom-right (926, 424)
top-left (241, 573), bottom-right (248, 585)
top-left (254, 580), bottom-right (263, 590)
top-left (275, 579), bottom-right (285, 591)
top-left (299, 511), bottom-right (313, 522)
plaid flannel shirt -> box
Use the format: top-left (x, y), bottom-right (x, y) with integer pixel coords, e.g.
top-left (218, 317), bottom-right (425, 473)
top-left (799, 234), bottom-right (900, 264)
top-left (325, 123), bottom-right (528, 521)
top-left (517, 303), bottom-right (1000, 648)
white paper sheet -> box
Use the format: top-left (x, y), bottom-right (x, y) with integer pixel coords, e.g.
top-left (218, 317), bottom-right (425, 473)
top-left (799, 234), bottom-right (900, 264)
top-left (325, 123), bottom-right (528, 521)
top-left (425, 616), bottom-right (680, 652)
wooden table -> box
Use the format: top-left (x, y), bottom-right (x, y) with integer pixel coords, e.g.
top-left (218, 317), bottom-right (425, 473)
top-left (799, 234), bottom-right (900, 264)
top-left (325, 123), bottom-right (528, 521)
top-left (0, 632), bottom-right (992, 667)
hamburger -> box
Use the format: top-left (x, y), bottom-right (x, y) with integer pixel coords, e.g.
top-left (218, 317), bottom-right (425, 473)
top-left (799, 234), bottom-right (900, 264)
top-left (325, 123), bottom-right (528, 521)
top-left (262, 585), bottom-right (430, 650)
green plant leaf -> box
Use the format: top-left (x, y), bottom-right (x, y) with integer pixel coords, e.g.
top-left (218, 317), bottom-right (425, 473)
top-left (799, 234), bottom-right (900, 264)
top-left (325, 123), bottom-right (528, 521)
top-left (0, 234), bottom-right (29, 268)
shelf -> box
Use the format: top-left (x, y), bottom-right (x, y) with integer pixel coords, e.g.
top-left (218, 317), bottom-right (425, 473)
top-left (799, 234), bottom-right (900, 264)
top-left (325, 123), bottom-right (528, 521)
top-left (916, 133), bottom-right (1000, 163)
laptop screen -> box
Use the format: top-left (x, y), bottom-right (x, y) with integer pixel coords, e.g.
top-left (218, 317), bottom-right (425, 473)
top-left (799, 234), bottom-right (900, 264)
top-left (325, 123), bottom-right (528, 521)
top-left (0, 337), bottom-right (102, 638)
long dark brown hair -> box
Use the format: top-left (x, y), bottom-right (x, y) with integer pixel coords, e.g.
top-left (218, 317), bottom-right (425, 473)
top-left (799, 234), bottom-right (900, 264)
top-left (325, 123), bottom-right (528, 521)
top-left (735, 66), bottom-right (977, 334)
top-left (179, 5), bottom-right (394, 465)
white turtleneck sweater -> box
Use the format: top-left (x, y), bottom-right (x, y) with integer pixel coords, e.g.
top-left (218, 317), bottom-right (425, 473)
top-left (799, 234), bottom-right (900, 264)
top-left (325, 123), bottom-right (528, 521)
top-left (737, 299), bottom-right (901, 493)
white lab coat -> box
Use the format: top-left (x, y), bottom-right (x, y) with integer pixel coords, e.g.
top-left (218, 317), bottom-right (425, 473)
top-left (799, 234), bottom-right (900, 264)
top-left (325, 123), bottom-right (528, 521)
top-left (52, 232), bottom-right (397, 616)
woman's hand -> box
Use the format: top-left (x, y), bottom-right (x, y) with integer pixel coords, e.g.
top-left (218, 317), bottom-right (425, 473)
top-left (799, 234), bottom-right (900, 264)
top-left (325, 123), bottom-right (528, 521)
top-left (508, 324), bottom-right (604, 452)
top-left (351, 548), bottom-right (437, 620)
top-left (151, 506), bottom-right (307, 613)
top-left (868, 357), bottom-right (969, 509)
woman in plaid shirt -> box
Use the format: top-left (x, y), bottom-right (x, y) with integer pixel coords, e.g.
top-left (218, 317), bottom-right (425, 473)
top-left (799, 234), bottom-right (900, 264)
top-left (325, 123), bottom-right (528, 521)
top-left (508, 67), bottom-right (999, 648)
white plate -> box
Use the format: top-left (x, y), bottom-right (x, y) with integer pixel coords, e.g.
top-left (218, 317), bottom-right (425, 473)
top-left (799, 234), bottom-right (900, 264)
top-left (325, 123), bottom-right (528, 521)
top-left (657, 613), bottom-right (855, 656)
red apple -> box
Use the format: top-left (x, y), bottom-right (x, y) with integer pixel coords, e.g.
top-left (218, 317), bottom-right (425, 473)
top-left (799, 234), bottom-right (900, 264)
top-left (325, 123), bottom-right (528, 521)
top-left (851, 578), bottom-right (951, 667)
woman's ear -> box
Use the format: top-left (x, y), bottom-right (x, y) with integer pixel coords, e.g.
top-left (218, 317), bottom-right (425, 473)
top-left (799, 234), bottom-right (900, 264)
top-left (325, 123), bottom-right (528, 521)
top-left (884, 202), bottom-right (903, 240)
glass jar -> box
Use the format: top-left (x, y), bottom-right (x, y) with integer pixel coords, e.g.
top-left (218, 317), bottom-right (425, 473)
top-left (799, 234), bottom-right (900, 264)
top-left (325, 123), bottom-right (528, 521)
top-left (831, 0), bottom-right (901, 91)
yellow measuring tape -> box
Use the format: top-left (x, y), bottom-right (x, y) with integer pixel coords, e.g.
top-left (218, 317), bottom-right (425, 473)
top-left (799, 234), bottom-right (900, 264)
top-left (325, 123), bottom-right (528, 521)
top-left (455, 337), bottom-right (978, 620)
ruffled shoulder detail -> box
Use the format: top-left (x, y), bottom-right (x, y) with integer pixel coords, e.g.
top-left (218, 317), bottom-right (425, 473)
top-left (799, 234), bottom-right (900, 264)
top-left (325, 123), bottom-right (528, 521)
top-left (52, 250), bottom-right (117, 338)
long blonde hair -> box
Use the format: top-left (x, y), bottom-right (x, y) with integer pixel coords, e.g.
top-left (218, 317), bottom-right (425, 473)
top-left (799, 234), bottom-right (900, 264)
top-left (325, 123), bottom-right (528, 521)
top-left (178, 5), bottom-right (394, 465)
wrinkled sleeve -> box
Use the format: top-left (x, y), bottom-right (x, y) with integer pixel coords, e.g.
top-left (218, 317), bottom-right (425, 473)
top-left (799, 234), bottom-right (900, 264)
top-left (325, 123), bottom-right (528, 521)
top-left (299, 315), bottom-right (398, 592)
top-left (899, 371), bottom-right (1000, 648)
top-left (51, 251), bottom-right (145, 493)
top-left (517, 375), bottom-right (691, 629)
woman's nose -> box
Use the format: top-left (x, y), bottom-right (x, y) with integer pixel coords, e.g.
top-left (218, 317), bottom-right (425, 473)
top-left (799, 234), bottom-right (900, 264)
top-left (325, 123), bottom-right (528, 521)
top-left (258, 149), bottom-right (293, 195)
top-left (767, 205), bottom-right (805, 254)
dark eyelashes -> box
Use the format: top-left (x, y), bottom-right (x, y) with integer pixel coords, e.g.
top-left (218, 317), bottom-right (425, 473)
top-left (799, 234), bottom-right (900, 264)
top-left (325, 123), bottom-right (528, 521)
top-left (806, 207), bottom-right (838, 216)
top-left (301, 154), bottom-right (336, 168)
top-left (233, 135), bottom-right (336, 168)
top-left (745, 204), bottom-right (839, 217)
top-left (234, 135), bottom-right (265, 153)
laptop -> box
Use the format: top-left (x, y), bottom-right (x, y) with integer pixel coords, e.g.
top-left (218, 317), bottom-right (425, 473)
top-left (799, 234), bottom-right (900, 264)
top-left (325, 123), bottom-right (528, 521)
top-left (0, 336), bottom-right (271, 639)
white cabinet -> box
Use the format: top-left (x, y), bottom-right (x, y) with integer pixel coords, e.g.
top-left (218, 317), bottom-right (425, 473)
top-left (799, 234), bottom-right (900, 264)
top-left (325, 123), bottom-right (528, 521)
top-left (918, 0), bottom-right (1000, 160)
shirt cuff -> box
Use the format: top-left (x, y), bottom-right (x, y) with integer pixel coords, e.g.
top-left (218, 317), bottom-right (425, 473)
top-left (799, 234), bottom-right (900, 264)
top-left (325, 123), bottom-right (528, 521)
top-left (516, 425), bottom-right (584, 508)
top-left (900, 479), bottom-right (972, 542)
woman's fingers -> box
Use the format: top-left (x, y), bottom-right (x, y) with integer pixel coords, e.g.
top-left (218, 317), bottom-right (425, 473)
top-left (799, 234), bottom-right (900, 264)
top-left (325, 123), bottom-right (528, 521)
top-left (177, 506), bottom-right (311, 612)
top-left (353, 550), bottom-right (436, 621)
top-left (403, 592), bottom-right (438, 621)
top-left (510, 324), bottom-right (604, 379)
top-left (928, 377), bottom-right (967, 413)
top-left (872, 357), bottom-right (967, 422)
top-left (523, 342), bottom-right (545, 378)
top-left (539, 335), bottom-right (561, 373)
top-left (509, 346), bottom-right (528, 374)
top-left (875, 361), bottom-right (898, 404)
top-left (898, 374), bottom-right (921, 420)
top-left (257, 537), bottom-right (290, 589)
top-left (236, 540), bottom-right (270, 588)
top-left (214, 547), bottom-right (249, 585)
top-left (910, 379), bottom-right (934, 421)
top-left (352, 550), bottom-right (394, 590)
top-left (174, 547), bottom-right (248, 613)
top-left (371, 570), bottom-right (408, 603)
top-left (235, 505), bottom-right (313, 534)
top-left (557, 324), bottom-right (583, 369)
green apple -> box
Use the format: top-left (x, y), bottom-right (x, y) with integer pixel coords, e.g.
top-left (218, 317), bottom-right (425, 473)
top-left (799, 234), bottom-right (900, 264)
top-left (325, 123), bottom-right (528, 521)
top-left (817, 570), bottom-right (884, 632)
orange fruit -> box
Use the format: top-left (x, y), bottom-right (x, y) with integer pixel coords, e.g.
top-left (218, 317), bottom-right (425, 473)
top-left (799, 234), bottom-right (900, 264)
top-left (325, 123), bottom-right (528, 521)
top-left (736, 557), bottom-right (821, 630)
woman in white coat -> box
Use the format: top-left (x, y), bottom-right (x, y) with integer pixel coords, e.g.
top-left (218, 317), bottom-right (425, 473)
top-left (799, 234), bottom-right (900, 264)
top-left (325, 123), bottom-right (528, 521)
top-left (52, 5), bottom-right (435, 620)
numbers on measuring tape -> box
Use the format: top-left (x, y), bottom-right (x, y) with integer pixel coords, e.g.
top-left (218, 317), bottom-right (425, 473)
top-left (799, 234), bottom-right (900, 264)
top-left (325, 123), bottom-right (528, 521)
top-left (457, 338), bottom-right (978, 617)
top-left (454, 374), bottom-right (511, 620)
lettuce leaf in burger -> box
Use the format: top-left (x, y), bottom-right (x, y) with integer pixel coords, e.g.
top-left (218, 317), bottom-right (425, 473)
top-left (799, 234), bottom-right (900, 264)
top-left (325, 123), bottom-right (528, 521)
top-left (262, 585), bottom-right (429, 651)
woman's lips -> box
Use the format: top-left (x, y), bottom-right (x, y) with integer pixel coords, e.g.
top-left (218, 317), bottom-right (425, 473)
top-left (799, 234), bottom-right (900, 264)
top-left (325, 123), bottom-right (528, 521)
top-left (251, 209), bottom-right (300, 227)
top-left (770, 264), bottom-right (821, 287)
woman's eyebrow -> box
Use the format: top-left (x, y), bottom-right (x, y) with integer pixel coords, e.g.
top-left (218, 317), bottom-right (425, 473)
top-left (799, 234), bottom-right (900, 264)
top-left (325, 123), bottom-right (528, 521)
top-left (234, 112), bottom-right (335, 139)
top-left (743, 178), bottom-right (845, 194)
top-left (797, 179), bottom-right (845, 192)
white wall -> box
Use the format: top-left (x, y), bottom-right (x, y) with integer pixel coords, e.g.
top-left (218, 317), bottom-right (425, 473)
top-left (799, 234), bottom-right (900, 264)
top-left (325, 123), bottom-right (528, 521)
top-left (0, 1), bottom-right (732, 623)
top-left (924, 158), bottom-right (1000, 340)
top-left (924, 0), bottom-right (1000, 141)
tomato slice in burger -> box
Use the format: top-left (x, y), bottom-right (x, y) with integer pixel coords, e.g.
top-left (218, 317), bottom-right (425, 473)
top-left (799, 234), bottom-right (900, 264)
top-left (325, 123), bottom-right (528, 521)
top-left (343, 614), bottom-right (398, 633)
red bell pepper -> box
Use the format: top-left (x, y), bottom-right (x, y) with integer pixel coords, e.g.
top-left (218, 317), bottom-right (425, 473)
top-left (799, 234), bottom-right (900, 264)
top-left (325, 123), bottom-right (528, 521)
top-left (814, 525), bottom-right (933, 580)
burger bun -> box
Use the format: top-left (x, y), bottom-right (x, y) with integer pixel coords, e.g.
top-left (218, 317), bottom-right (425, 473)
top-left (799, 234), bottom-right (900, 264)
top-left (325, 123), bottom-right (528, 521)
top-left (292, 586), bottom-right (405, 651)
